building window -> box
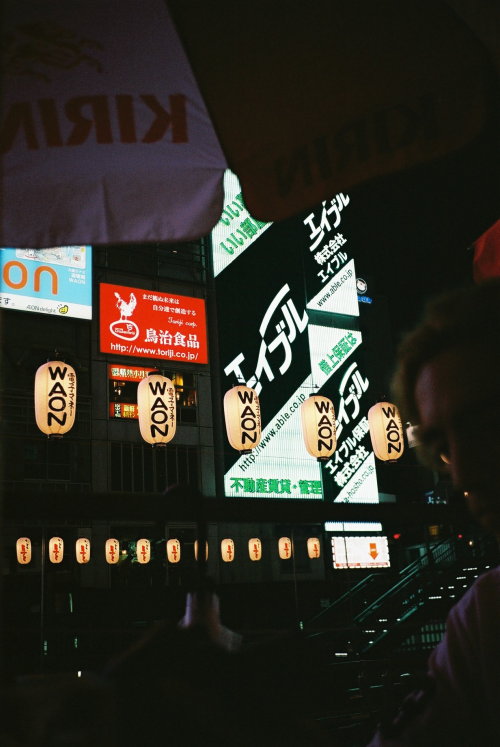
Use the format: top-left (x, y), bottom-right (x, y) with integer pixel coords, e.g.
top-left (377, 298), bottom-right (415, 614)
top-left (110, 442), bottom-right (199, 493)
top-left (3, 436), bottom-right (91, 493)
top-left (108, 366), bottom-right (197, 424)
top-left (94, 240), bottom-right (207, 284)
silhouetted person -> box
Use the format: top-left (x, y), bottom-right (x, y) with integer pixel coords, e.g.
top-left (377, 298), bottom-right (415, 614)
top-left (103, 578), bottom-right (331, 746)
top-left (368, 279), bottom-right (500, 745)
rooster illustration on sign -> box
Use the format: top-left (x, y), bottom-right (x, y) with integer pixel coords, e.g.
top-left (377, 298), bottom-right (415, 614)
top-left (115, 291), bottom-right (136, 319)
top-left (110, 291), bottom-right (139, 341)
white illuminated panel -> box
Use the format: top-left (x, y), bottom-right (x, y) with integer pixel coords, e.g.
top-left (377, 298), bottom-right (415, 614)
top-left (211, 170), bottom-right (272, 277)
top-left (306, 258), bottom-right (359, 317)
top-left (324, 521), bottom-right (383, 533)
top-left (0, 246), bottom-right (92, 318)
top-left (331, 535), bottom-right (390, 569)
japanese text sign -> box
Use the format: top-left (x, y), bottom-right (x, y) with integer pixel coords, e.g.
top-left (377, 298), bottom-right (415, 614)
top-left (99, 282), bottom-right (208, 363)
top-left (0, 246), bottom-right (92, 318)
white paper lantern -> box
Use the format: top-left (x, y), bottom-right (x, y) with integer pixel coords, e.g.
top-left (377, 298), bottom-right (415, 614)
top-left (307, 537), bottom-right (321, 559)
top-left (137, 374), bottom-right (176, 445)
top-left (49, 536), bottom-right (64, 564)
top-left (194, 540), bottom-right (208, 560)
top-left (16, 537), bottom-right (32, 564)
top-left (34, 361), bottom-right (77, 436)
top-left (278, 537), bottom-right (293, 559)
top-left (368, 401), bottom-right (405, 462)
top-left (167, 538), bottom-right (181, 563)
top-left (221, 538), bottom-right (235, 562)
top-left (248, 538), bottom-right (262, 561)
top-left (76, 538), bottom-right (91, 564)
top-left (105, 538), bottom-right (120, 565)
top-left (136, 539), bottom-right (151, 564)
top-left (301, 395), bottom-right (337, 460)
top-left (223, 385), bottom-right (261, 453)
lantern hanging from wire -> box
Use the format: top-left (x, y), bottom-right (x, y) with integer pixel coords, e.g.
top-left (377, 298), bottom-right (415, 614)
top-left (16, 537), bottom-right (32, 564)
top-left (194, 540), bottom-right (209, 561)
top-left (278, 536), bottom-right (293, 559)
top-left (76, 538), bottom-right (91, 564)
top-left (136, 539), bottom-right (151, 564)
top-left (248, 537), bottom-right (262, 561)
top-left (34, 360), bottom-right (77, 436)
top-left (307, 537), bottom-right (321, 559)
top-left (368, 401), bottom-right (405, 462)
top-left (49, 536), bottom-right (64, 564)
top-left (137, 374), bottom-right (176, 445)
top-left (105, 538), bottom-right (120, 565)
top-left (300, 395), bottom-right (337, 460)
top-left (223, 385), bottom-right (261, 453)
top-left (167, 538), bottom-right (181, 563)
top-left (221, 538), bottom-right (235, 562)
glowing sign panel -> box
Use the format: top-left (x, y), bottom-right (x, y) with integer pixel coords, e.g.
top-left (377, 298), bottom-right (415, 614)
top-left (99, 282), bottom-right (207, 363)
top-left (213, 173), bottom-right (379, 503)
top-left (331, 536), bottom-right (390, 569)
top-left (0, 246), bottom-right (92, 318)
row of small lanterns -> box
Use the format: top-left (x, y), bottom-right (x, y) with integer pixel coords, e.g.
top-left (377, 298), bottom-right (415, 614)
top-left (35, 361), bottom-right (405, 462)
top-left (15, 536), bottom-right (322, 565)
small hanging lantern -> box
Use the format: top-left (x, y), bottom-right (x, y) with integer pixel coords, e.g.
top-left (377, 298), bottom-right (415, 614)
top-left (301, 395), bottom-right (337, 460)
top-left (34, 361), bottom-right (77, 436)
top-left (105, 538), bottom-right (120, 565)
top-left (278, 537), bottom-right (293, 559)
top-left (223, 385), bottom-right (261, 453)
top-left (221, 538), bottom-right (235, 562)
top-left (137, 374), bottom-right (176, 445)
top-left (248, 537), bottom-right (262, 561)
top-left (76, 538), bottom-right (91, 564)
top-left (136, 539), bottom-right (151, 564)
top-left (368, 401), bottom-right (405, 462)
top-left (167, 538), bottom-right (181, 563)
top-left (194, 540), bottom-right (208, 560)
top-left (16, 537), bottom-right (32, 564)
top-left (49, 536), bottom-right (64, 564)
top-left (307, 537), bottom-right (321, 559)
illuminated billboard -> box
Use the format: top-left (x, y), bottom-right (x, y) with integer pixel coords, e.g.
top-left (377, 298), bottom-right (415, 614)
top-left (0, 246), bottom-right (92, 318)
top-left (99, 283), bottom-right (208, 364)
top-left (331, 536), bottom-right (390, 569)
top-left (210, 170), bottom-right (272, 277)
top-left (213, 172), bottom-right (379, 502)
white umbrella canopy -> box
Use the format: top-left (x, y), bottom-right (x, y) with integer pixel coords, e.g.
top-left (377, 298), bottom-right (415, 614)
top-left (1, 0), bottom-right (227, 246)
top-left (1, 0), bottom-right (499, 249)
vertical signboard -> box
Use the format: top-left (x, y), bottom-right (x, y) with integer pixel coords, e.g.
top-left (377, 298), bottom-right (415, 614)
top-left (213, 172), bottom-right (378, 503)
top-left (0, 246), bottom-right (92, 318)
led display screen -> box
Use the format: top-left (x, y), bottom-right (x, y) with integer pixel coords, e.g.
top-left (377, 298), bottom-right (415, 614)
top-left (99, 282), bottom-right (208, 363)
top-left (331, 535), bottom-right (390, 569)
top-left (0, 246), bottom-right (92, 318)
top-left (213, 172), bottom-right (379, 502)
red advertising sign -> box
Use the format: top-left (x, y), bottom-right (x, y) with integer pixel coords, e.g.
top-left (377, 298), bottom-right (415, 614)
top-left (100, 283), bottom-right (208, 363)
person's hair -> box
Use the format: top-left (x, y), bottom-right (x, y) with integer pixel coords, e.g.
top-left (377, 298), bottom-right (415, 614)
top-left (391, 278), bottom-right (500, 426)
